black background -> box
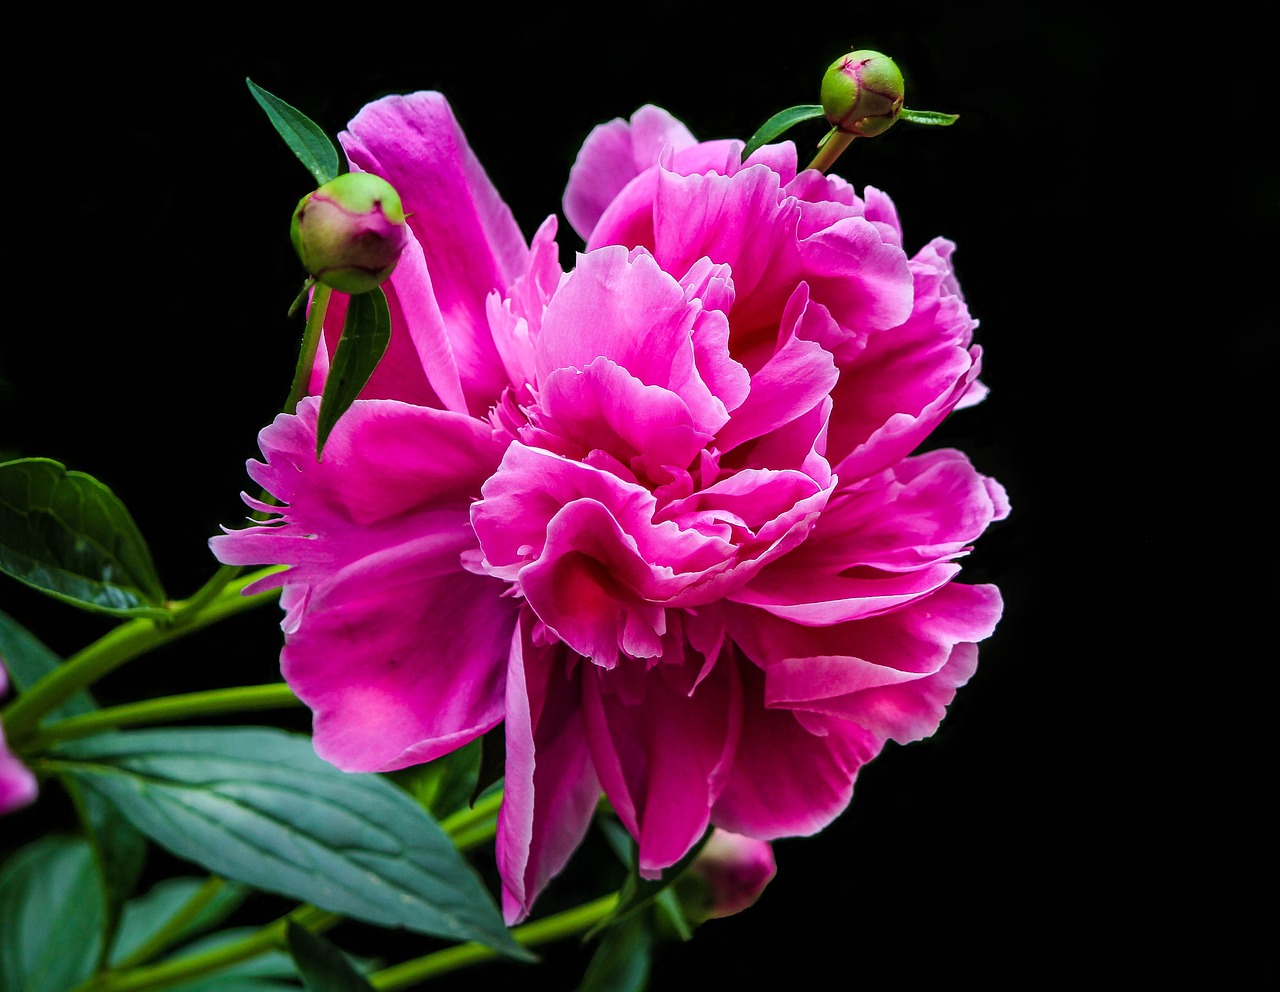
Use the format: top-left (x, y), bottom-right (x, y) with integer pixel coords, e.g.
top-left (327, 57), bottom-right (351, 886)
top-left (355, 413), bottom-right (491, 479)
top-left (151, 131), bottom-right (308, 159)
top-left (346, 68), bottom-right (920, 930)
top-left (1, 6), bottom-right (1265, 989)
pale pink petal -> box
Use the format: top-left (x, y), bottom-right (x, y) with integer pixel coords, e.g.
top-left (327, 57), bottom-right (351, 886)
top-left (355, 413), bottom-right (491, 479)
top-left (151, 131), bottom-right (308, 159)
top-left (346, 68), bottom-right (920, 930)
top-left (563, 105), bottom-right (696, 242)
top-left (1, 666), bottom-right (36, 814)
top-left (498, 614), bottom-right (601, 924)
top-left (583, 640), bottom-right (743, 876)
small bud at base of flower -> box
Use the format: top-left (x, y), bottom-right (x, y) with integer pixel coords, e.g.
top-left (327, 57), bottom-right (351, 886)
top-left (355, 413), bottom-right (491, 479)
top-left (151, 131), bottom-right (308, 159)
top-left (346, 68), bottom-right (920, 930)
top-left (290, 171), bottom-right (409, 295)
top-left (681, 829), bottom-right (777, 922)
top-left (821, 49), bottom-right (906, 138)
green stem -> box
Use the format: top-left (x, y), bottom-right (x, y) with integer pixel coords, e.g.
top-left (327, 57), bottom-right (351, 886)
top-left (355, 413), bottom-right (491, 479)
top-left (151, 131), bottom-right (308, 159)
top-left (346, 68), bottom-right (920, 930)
top-left (806, 127), bottom-right (856, 173)
top-left (111, 877), bottom-right (228, 971)
top-left (0, 567), bottom-right (283, 744)
top-left (25, 683), bottom-right (301, 749)
top-left (70, 905), bottom-right (336, 992)
top-left (439, 789), bottom-right (504, 853)
top-left (371, 893), bottom-right (620, 991)
top-left (284, 282), bottom-right (332, 415)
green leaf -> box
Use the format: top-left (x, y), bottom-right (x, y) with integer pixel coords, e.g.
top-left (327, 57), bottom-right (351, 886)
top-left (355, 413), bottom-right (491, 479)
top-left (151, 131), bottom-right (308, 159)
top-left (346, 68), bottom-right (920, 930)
top-left (111, 877), bottom-right (249, 967)
top-left (246, 79), bottom-right (340, 186)
top-left (0, 834), bottom-right (106, 992)
top-left (315, 289), bottom-right (391, 460)
top-left (389, 737), bottom-right (482, 820)
top-left (67, 781), bottom-right (149, 960)
top-left (900, 108), bottom-right (960, 126)
top-left (740, 104), bottom-right (825, 162)
top-left (287, 922), bottom-right (375, 992)
top-left (53, 727), bottom-right (532, 961)
top-left (0, 607), bottom-right (96, 718)
top-left (0, 458), bottom-right (167, 618)
top-left (575, 911), bottom-right (653, 992)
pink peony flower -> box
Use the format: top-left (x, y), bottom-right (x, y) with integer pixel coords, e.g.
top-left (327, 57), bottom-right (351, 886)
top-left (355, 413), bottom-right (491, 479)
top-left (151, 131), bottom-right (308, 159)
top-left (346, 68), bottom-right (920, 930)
top-left (212, 94), bottom-right (1009, 925)
top-left (1, 663), bottom-right (38, 815)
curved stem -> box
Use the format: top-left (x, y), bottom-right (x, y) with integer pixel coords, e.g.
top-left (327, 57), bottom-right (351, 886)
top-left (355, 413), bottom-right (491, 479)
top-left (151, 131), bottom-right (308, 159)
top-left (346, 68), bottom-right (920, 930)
top-left (284, 282), bottom-right (332, 415)
top-left (0, 567), bottom-right (284, 744)
top-left (25, 683), bottom-right (301, 749)
top-left (806, 127), bottom-right (856, 173)
top-left (70, 905), bottom-right (336, 992)
top-left (371, 894), bottom-right (620, 991)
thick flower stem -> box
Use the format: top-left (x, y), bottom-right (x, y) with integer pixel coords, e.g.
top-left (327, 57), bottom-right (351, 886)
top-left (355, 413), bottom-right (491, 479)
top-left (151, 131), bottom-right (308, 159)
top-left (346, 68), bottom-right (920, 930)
top-left (0, 567), bottom-right (284, 744)
top-left (369, 893), bottom-right (620, 991)
top-left (806, 128), bottom-right (856, 173)
top-left (24, 683), bottom-right (302, 749)
top-left (284, 282), bottom-right (332, 415)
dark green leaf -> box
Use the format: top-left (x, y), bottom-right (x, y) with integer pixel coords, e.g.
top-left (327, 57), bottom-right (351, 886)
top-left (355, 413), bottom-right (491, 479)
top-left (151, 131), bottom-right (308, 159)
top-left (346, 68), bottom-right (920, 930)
top-left (900, 108), bottom-right (960, 126)
top-left (740, 104), bottom-right (825, 162)
top-left (389, 738), bottom-right (482, 820)
top-left (315, 289), bottom-right (391, 460)
top-left (287, 922), bottom-right (375, 992)
top-left (0, 607), bottom-right (96, 718)
top-left (0, 834), bottom-right (106, 992)
top-left (575, 912), bottom-right (653, 992)
top-left (246, 79), bottom-right (340, 186)
top-left (0, 458), bottom-right (167, 618)
top-left (54, 727), bottom-right (531, 960)
top-left (111, 877), bottom-right (250, 967)
top-left (164, 927), bottom-right (299, 980)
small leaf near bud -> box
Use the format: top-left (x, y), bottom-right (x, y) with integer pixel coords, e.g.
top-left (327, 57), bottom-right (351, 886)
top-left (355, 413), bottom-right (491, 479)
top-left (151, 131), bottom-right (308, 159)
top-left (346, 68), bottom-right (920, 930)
top-left (821, 49), bottom-right (906, 138)
top-left (290, 172), bottom-right (409, 295)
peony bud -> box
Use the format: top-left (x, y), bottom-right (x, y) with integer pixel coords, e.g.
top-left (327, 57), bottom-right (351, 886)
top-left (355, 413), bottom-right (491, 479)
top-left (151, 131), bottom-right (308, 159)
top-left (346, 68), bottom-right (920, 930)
top-left (289, 172), bottom-right (408, 294)
top-left (821, 49), bottom-right (905, 138)
top-left (1, 663), bottom-right (37, 816)
top-left (679, 829), bottom-right (777, 923)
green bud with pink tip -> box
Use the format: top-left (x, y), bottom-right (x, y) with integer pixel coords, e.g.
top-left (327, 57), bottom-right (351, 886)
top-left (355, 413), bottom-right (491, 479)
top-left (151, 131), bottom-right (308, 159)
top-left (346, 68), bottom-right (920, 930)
top-left (821, 49), bottom-right (906, 138)
top-left (289, 172), bottom-right (408, 294)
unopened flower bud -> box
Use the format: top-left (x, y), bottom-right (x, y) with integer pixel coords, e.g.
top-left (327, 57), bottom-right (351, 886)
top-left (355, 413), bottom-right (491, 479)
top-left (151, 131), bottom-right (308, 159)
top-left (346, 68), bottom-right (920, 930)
top-left (289, 172), bottom-right (408, 294)
top-left (678, 829), bottom-right (777, 923)
top-left (821, 49), bottom-right (905, 138)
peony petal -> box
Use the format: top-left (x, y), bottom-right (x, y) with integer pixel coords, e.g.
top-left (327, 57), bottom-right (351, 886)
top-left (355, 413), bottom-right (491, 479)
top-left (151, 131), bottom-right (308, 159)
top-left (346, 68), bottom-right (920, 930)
top-left (497, 613), bottom-right (601, 924)
top-left (282, 531), bottom-right (517, 771)
top-left (711, 658), bottom-right (880, 838)
top-left (583, 639), bottom-right (743, 876)
top-left (339, 92), bottom-right (529, 414)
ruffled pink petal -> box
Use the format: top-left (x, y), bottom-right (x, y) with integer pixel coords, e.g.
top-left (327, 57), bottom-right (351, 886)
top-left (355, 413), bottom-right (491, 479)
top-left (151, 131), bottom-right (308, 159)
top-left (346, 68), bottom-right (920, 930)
top-left (826, 238), bottom-right (986, 478)
top-left (338, 92), bottom-right (529, 415)
top-left (583, 639), bottom-right (743, 876)
top-left (534, 246), bottom-right (734, 434)
top-left (563, 105), bottom-right (696, 242)
top-left (711, 657), bottom-right (880, 838)
top-left (731, 449), bottom-right (1009, 624)
top-left (498, 613), bottom-right (601, 925)
top-left (731, 582), bottom-right (1003, 744)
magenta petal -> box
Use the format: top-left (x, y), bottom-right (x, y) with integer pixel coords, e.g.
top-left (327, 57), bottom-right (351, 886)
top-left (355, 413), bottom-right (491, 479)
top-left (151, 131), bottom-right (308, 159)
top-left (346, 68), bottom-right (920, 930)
top-left (740, 582), bottom-right (1003, 743)
top-left (583, 643), bottom-right (743, 876)
top-left (283, 533), bottom-right (517, 771)
top-left (339, 92), bottom-right (529, 414)
top-left (711, 659), bottom-right (879, 838)
top-left (498, 614), bottom-right (601, 925)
